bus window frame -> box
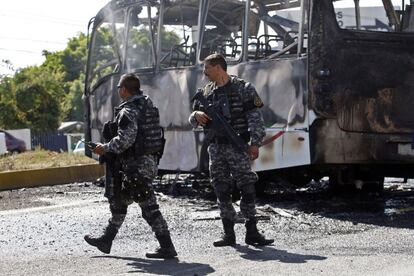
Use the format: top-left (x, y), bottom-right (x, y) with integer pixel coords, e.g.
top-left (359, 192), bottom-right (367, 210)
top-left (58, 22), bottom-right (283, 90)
top-left (86, 11), bottom-right (125, 94)
top-left (123, 4), bottom-right (158, 72)
top-left (195, 0), bottom-right (246, 64)
top-left (331, 0), bottom-right (413, 34)
top-left (297, 0), bottom-right (309, 57)
top-left (156, 1), bottom-right (201, 70)
top-left (196, 0), bottom-right (208, 63)
top-left (250, 0), bottom-right (309, 61)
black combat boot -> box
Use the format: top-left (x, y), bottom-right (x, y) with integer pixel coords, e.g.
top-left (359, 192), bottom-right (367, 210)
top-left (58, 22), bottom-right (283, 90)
top-left (213, 218), bottom-right (236, 247)
top-left (84, 224), bottom-right (118, 254)
top-left (146, 232), bottom-right (178, 259)
top-left (245, 218), bottom-right (274, 246)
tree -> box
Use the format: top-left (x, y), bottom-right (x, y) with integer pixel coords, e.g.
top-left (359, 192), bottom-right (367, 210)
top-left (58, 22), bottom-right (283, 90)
top-left (13, 66), bottom-right (66, 98)
top-left (0, 102), bottom-right (25, 129)
top-left (42, 34), bottom-right (88, 82)
top-left (0, 26), bottom-right (182, 131)
top-left (15, 83), bottom-right (60, 133)
top-left (0, 66), bottom-right (63, 132)
top-left (0, 75), bottom-right (25, 129)
top-left (61, 75), bottom-right (85, 122)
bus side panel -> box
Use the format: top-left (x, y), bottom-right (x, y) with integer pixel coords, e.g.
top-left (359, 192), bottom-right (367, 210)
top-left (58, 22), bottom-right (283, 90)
top-left (229, 58), bottom-right (310, 171)
top-left (89, 67), bottom-right (205, 172)
top-left (310, 118), bottom-right (414, 177)
top-left (88, 57), bottom-right (309, 172)
top-left (230, 58), bottom-right (308, 129)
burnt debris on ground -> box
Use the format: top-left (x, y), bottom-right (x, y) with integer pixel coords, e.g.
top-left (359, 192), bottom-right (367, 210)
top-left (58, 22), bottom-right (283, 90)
top-left (2, 175), bottom-right (414, 231)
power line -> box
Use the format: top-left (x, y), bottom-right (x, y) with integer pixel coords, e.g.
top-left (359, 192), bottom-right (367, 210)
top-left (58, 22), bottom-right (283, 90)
top-left (0, 13), bottom-right (86, 27)
top-left (0, 48), bottom-right (42, 55)
top-left (0, 36), bottom-right (66, 45)
top-left (0, 10), bottom-right (87, 24)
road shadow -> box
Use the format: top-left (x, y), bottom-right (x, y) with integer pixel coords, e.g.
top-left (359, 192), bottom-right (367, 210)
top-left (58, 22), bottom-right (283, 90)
top-left (233, 244), bottom-right (327, 263)
top-left (94, 255), bottom-right (215, 275)
top-left (300, 191), bottom-right (414, 229)
top-left (261, 186), bottom-right (414, 230)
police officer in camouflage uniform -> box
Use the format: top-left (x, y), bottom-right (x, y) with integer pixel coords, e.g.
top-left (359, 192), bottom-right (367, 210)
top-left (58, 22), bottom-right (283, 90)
top-left (189, 54), bottom-right (274, 247)
top-left (84, 73), bottom-right (177, 259)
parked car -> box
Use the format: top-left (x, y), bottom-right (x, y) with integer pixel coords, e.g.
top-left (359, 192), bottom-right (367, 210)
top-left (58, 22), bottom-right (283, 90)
top-left (0, 130), bottom-right (26, 153)
top-left (72, 140), bottom-right (85, 155)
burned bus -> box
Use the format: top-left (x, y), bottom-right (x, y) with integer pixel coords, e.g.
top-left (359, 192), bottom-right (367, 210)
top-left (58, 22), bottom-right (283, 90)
top-left (84, 0), bottom-right (414, 190)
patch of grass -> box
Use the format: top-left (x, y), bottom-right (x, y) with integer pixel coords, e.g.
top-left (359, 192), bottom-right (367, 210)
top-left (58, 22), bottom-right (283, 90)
top-left (0, 149), bottom-right (97, 172)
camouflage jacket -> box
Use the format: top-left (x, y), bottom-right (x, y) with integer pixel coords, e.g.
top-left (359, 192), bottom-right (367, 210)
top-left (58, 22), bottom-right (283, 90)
top-left (103, 93), bottom-right (146, 154)
top-left (190, 75), bottom-right (266, 146)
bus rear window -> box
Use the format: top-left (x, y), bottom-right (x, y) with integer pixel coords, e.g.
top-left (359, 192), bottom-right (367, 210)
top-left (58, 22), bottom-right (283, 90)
top-left (333, 0), bottom-right (414, 33)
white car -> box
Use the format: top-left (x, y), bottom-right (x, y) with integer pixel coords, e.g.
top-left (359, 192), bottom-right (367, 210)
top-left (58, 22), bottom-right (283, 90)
top-left (73, 140), bottom-right (85, 155)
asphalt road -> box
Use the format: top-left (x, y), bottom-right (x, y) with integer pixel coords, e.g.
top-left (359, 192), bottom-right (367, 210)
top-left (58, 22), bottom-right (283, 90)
top-left (1, 180), bottom-right (414, 275)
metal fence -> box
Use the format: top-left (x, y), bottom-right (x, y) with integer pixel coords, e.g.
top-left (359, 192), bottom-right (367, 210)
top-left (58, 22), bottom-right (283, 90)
top-left (31, 133), bottom-right (68, 152)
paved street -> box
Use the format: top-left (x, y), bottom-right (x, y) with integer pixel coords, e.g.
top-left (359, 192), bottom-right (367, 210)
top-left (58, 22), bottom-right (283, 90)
top-left (1, 180), bottom-right (414, 275)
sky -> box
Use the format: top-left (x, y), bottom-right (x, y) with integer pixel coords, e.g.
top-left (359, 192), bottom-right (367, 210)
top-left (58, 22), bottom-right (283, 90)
top-left (0, 0), bottom-right (110, 75)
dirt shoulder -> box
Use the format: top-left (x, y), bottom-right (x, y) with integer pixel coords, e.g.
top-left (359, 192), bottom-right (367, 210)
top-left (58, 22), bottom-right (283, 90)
top-left (0, 150), bottom-right (97, 172)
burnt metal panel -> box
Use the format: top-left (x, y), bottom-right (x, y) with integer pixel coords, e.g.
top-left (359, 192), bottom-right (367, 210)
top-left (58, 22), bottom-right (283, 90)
top-left (88, 59), bottom-right (307, 130)
top-left (230, 58), bottom-right (307, 128)
top-left (309, 0), bottom-right (414, 134)
top-left (87, 57), bottom-right (307, 171)
top-left (310, 118), bottom-right (414, 165)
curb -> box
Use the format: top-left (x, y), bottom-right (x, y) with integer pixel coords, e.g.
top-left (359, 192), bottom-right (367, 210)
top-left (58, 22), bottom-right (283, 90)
top-left (0, 164), bottom-right (104, 191)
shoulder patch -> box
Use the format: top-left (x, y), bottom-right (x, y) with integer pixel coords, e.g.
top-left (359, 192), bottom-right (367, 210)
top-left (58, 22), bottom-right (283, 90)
top-left (254, 96), bottom-right (263, 107)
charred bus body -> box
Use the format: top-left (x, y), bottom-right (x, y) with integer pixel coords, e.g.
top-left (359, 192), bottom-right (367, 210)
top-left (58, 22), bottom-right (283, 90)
top-left (84, 0), bottom-right (414, 190)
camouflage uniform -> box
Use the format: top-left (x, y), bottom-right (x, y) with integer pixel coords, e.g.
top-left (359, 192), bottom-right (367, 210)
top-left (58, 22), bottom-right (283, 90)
top-left (190, 76), bottom-right (266, 222)
top-left (103, 93), bottom-right (169, 236)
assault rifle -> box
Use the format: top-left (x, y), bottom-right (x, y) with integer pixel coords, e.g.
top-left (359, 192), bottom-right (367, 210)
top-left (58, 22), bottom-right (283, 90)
top-left (192, 90), bottom-right (249, 153)
top-left (101, 122), bottom-right (122, 202)
top-left (81, 139), bottom-right (97, 150)
top-left (82, 129), bottom-right (121, 202)
top-left (102, 151), bottom-right (121, 202)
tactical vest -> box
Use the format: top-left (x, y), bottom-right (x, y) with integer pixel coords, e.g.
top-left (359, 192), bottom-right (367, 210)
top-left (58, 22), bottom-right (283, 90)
top-left (204, 78), bottom-right (250, 141)
top-left (119, 96), bottom-right (165, 159)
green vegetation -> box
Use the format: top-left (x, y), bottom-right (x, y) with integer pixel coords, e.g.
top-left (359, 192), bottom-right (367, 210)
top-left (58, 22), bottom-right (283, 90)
top-left (0, 148), bottom-right (97, 172)
top-left (0, 27), bottom-right (180, 134)
top-left (0, 34), bottom-right (87, 133)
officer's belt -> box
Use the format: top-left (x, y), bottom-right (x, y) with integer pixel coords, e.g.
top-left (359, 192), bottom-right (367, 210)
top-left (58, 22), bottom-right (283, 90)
top-left (211, 132), bottom-right (250, 145)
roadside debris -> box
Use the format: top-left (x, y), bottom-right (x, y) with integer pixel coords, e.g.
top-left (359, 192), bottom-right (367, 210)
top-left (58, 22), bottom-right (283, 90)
top-left (258, 204), bottom-right (296, 219)
top-left (296, 179), bottom-right (330, 193)
top-left (191, 213), bottom-right (270, 222)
